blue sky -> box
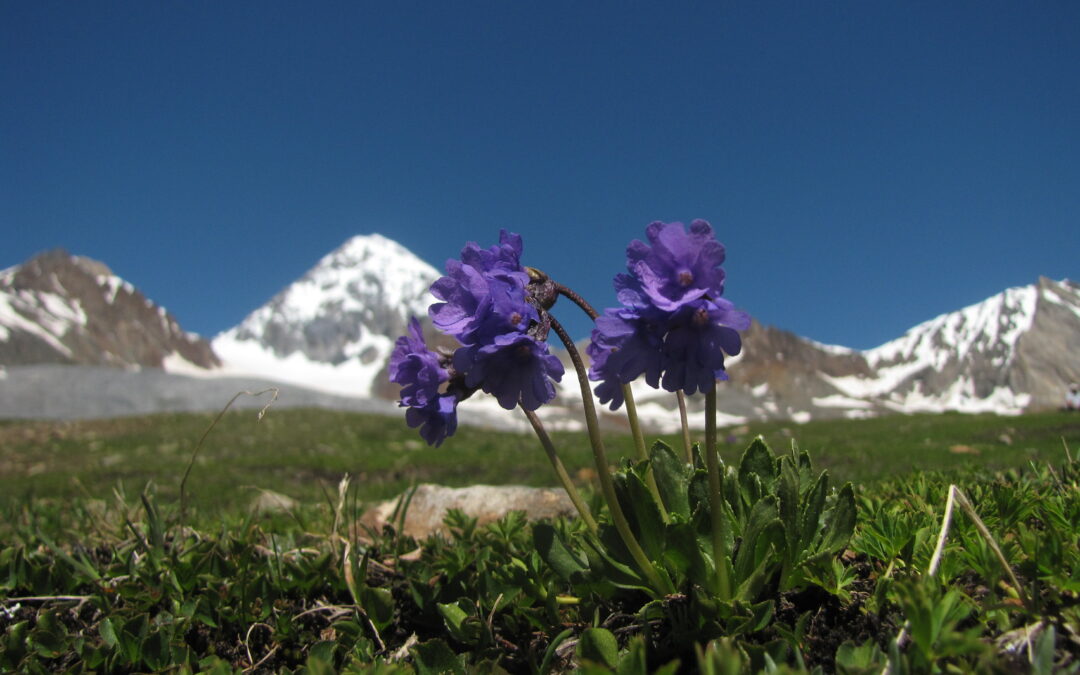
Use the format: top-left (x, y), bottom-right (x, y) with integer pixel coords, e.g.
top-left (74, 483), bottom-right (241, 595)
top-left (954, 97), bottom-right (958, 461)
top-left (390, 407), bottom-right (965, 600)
top-left (3, 2), bottom-right (1078, 349)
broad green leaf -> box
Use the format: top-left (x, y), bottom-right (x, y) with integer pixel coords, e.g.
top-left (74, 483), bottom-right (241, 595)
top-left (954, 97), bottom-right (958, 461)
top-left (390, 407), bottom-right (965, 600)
top-left (616, 636), bottom-right (651, 675)
top-left (820, 483), bottom-right (857, 554)
top-left (437, 601), bottom-right (479, 645)
top-left (778, 457), bottom-right (800, 556)
top-left (533, 523), bottom-right (589, 582)
top-left (361, 586), bottom-right (395, 630)
top-left (664, 521), bottom-right (711, 587)
top-left (798, 471), bottom-right (829, 555)
top-left (616, 469), bottom-right (667, 560)
top-left (411, 639), bottom-right (466, 675)
top-left (650, 441), bottom-right (691, 520)
top-left (738, 437), bottom-right (776, 494)
top-left (99, 617), bottom-right (118, 648)
top-left (577, 627), bottom-right (618, 670)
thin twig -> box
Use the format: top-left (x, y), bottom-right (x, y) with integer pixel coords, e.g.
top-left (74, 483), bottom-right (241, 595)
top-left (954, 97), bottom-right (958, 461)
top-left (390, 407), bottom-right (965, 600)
top-left (180, 387), bottom-right (278, 523)
top-left (885, 484), bottom-right (1029, 675)
top-left (243, 622), bottom-right (275, 671)
top-left (292, 604), bottom-right (355, 621)
top-left (4, 595), bottom-right (91, 603)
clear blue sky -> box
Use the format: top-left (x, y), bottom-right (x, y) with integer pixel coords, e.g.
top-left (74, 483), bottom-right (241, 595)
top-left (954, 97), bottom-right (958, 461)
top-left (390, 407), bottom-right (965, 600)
top-left (3, 2), bottom-right (1077, 349)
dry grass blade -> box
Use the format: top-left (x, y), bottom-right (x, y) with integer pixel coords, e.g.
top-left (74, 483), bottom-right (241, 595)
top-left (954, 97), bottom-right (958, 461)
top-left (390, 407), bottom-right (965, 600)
top-left (179, 387), bottom-right (279, 523)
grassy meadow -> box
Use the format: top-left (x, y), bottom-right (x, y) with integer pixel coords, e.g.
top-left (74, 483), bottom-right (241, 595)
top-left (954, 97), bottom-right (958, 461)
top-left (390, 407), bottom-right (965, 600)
top-left (2, 407), bottom-right (1079, 672)
top-left (0, 407), bottom-right (1076, 521)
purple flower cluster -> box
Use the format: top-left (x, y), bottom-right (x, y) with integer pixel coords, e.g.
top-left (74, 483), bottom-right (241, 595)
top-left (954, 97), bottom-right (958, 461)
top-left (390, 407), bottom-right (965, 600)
top-left (588, 221), bottom-right (750, 409)
top-left (389, 231), bottom-right (564, 446)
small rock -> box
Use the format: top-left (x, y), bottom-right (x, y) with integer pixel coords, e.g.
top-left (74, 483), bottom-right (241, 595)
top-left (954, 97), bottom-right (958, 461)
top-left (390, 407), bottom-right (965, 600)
top-left (949, 444), bottom-right (980, 455)
top-left (361, 484), bottom-right (577, 539)
top-left (250, 490), bottom-right (298, 514)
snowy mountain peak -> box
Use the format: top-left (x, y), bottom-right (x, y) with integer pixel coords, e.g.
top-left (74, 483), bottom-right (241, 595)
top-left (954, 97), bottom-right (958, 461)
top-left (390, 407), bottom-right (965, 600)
top-left (213, 233), bottom-right (441, 397)
top-left (867, 283), bottom-right (1039, 371)
top-left (0, 249), bottom-right (218, 370)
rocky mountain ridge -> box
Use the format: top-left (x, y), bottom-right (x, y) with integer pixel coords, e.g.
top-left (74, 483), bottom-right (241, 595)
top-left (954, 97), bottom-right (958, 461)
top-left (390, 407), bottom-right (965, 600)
top-left (0, 250), bottom-right (218, 371)
top-left (2, 238), bottom-right (1077, 427)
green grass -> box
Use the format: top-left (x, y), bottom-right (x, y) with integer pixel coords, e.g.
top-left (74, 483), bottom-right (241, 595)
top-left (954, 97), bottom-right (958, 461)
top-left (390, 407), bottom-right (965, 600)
top-left (1, 408), bottom-right (1077, 525)
top-left (2, 407), bottom-right (1079, 672)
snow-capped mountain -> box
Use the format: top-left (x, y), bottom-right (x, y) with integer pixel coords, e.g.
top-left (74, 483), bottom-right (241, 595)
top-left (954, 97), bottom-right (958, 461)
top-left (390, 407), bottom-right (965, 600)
top-left (211, 232), bottom-right (1078, 425)
top-left (212, 234), bottom-right (440, 397)
top-left (4, 237), bottom-right (1076, 428)
top-left (820, 277), bottom-right (1080, 414)
top-left (566, 278), bottom-right (1080, 429)
top-left (0, 250), bottom-right (218, 370)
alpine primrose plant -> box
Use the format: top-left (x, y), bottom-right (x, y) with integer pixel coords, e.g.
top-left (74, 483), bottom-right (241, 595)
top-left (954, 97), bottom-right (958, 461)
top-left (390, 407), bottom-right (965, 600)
top-left (390, 222), bottom-right (749, 597)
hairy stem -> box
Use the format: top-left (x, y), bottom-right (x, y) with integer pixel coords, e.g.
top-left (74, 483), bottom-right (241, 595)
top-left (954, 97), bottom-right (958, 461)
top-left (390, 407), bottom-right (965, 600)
top-left (677, 391), bottom-right (693, 463)
top-left (705, 385), bottom-right (731, 599)
top-left (522, 406), bottom-right (599, 533)
top-left (554, 284), bottom-right (661, 502)
top-left (549, 315), bottom-right (672, 595)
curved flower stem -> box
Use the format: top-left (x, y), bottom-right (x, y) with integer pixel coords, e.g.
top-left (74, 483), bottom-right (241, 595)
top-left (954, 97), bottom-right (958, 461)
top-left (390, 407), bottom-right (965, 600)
top-left (521, 406), bottom-right (599, 533)
top-left (705, 385), bottom-right (732, 599)
top-left (676, 391), bottom-right (693, 463)
top-left (555, 284), bottom-right (659, 493)
top-left (620, 385), bottom-right (649, 463)
top-left (549, 315), bottom-right (673, 596)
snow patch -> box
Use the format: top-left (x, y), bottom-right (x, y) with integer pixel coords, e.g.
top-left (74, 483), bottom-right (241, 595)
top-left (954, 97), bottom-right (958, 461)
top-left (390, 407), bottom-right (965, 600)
top-left (811, 394), bottom-right (874, 409)
top-left (213, 333), bottom-right (387, 398)
top-left (162, 352), bottom-right (219, 377)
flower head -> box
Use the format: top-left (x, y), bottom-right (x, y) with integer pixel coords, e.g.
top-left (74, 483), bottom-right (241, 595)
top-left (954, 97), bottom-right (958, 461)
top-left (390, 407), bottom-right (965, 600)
top-left (392, 231), bottom-right (565, 444)
top-left (659, 298), bottom-right (749, 395)
top-left (389, 318), bottom-right (459, 447)
top-left (429, 230), bottom-right (532, 344)
top-left (454, 332), bottom-right (564, 411)
top-left (587, 306), bottom-right (665, 410)
top-left (405, 394), bottom-right (458, 447)
top-left (589, 220), bottom-right (748, 407)
top-left (626, 220), bottom-right (727, 311)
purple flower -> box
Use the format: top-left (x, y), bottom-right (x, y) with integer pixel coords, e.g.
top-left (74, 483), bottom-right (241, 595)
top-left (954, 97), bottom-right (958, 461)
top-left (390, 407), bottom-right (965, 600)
top-left (660, 298), bottom-right (749, 395)
top-left (588, 220), bottom-right (749, 407)
top-left (626, 220), bottom-right (727, 312)
top-left (429, 231), bottom-right (532, 344)
top-left (453, 332), bottom-right (565, 411)
top-left (389, 318), bottom-right (459, 447)
top-left (405, 394), bottom-right (458, 447)
top-left (389, 318), bottom-right (447, 408)
top-left (587, 306), bottom-right (665, 410)
top-left (459, 230), bottom-right (524, 274)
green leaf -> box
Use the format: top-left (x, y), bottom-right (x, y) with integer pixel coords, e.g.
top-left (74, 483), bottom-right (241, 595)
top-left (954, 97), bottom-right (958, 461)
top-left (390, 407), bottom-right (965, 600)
top-left (99, 617), bottom-right (118, 648)
top-left (835, 639), bottom-right (887, 675)
top-left (798, 471), bottom-right (829, 555)
top-left (361, 586), bottom-right (395, 630)
top-left (534, 523), bottom-right (589, 582)
top-left (616, 636), bottom-right (651, 675)
top-left (664, 521), bottom-right (711, 588)
top-left (738, 437), bottom-right (776, 494)
top-left (778, 456), bottom-right (800, 556)
top-left (820, 483), bottom-right (856, 555)
top-left (578, 627), bottom-right (619, 670)
top-left (411, 639), bottom-right (466, 675)
top-left (437, 601), bottom-right (480, 645)
top-left (615, 470), bottom-right (667, 560)
top-left (141, 629), bottom-right (170, 671)
top-left (734, 497), bottom-right (781, 579)
top-left (650, 441), bottom-right (691, 520)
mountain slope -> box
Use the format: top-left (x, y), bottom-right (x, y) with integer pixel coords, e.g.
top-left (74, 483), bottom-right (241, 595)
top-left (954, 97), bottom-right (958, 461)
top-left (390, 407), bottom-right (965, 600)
top-left (0, 250), bottom-right (218, 370)
top-left (212, 234), bottom-right (440, 397)
top-left (820, 277), bottom-right (1080, 414)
